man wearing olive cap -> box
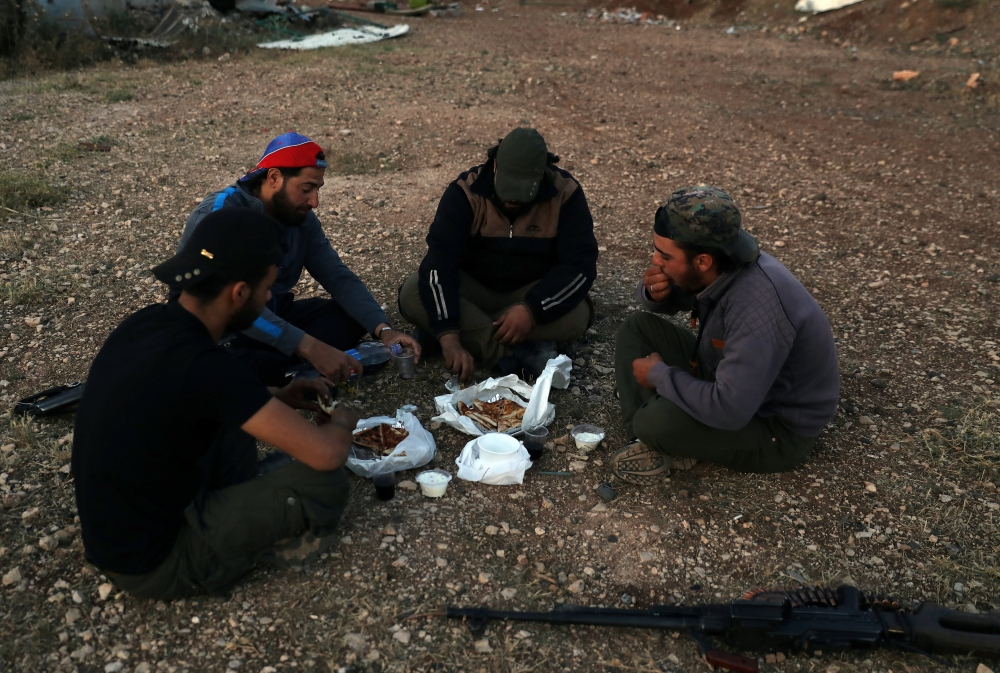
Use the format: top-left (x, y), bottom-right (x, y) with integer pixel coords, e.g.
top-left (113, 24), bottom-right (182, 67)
top-left (399, 128), bottom-right (599, 383)
top-left (184, 132), bottom-right (421, 386)
top-left (611, 186), bottom-right (840, 484)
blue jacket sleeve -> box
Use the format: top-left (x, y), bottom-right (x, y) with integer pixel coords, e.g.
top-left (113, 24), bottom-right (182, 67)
top-left (303, 221), bottom-right (388, 335)
top-left (417, 182), bottom-right (473, 336)
top-left (523, 185), bottom-right (598, 325)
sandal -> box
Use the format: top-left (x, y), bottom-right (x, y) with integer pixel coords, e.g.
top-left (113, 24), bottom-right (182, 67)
top-left (611, 441), bottom-right (671, 485)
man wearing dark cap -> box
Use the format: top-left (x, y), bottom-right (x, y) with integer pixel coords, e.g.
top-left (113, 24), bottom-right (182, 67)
top-left (184, 132), bottom-right (420, 385)
top-left (399, 128), bottom-right (599, 383)
top-left (611, 186), bottom-right (840, 484)
top-left (73, 208), bottom-right (359, 600)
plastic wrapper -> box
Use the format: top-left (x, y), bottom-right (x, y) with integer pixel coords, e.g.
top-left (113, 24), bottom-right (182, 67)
top-left (455, 437), bottom-right (533, 486)
top-left (345, 405), bottom-right (436, 478)
top-left (432, 355), bottom-right (572, 437)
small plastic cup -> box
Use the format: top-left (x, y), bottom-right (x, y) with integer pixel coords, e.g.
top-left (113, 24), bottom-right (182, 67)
top-left (393, 347), bottom-right (416, 380)
top-left (571, 424), bottom-right (605, 451)
top-left (523, 426), bottom-right (549, 462)
top-left (373, 471), bottom-right (396, 501)
top-left (415, 469), bottom-right (452, 498)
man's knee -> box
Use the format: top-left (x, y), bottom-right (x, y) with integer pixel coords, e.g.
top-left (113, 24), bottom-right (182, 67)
top-left (398, 272), bottom-right (422, 323)
top-left (632, 397), bottom-right (684, 452)
top-left (287, 463), bottom-right (351, 508)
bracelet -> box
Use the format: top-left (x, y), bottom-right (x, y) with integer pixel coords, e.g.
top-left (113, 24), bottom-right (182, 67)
top-left (374, 325), bottom-right (392, 340)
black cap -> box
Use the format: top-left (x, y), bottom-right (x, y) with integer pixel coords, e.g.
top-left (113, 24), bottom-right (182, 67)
top-left (153, 208), bottom-right (285, 290)
top-left (494, 128), bottom-right (548, 203)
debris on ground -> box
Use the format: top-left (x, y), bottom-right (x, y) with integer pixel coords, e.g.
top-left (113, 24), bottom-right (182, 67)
top-left (892, 70), bottom-right (920, 82)
top-left (256, 23), bottom-right (408, 49)
top-left (585, 7), bottom-right (675, 27)
top-left (794, 0), bottom-right (865, 13)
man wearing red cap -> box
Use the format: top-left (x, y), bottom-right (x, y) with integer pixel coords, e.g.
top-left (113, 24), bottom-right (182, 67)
top-left (183, 132), bottom-right (420, 385)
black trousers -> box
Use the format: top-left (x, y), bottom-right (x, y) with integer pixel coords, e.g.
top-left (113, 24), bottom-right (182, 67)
top-left (229, 294), bottom-right (368, 386)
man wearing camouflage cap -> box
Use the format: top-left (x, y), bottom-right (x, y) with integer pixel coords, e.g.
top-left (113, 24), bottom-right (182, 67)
top-left (611, 186), bottom-right (840, 483)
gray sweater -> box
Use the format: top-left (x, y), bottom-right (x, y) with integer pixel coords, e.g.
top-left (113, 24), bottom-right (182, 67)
top-left (181, 183), bottom-right (388, 356)
top-left (640, 252), bottom-right (840, 437)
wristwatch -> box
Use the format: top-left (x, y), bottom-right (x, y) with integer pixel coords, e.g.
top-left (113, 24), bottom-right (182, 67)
top-left (374, 325), bottom-right (392, 340)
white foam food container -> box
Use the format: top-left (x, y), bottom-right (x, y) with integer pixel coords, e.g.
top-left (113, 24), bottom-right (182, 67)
top-left (476, 433), bottom-right (522, 466)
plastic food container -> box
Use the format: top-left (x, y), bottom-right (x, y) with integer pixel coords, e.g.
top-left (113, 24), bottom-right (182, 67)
top-left (571, 424), bottom-right (605, 451)
top-left (415, 469), bottom-right (453, 497)
top-left (476, 432), bottom-right (521, 466)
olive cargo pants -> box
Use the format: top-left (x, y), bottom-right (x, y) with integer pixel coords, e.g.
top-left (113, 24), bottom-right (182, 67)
top-left (109, 429), bottom-right (350, 600)
top-left (614, 312), bottom-right (815, 473)
top-left (398, 271), bottom-right (594, 367)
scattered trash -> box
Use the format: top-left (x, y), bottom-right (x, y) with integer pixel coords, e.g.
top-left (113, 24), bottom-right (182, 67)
top-left (966, 73), bottom-right (981, 90)
top-left (150, 0), bottom-right (224, 39)
top-left (258, 23), bottom-right (409, 49)
top-left (585, 7), bottom-right (675, 26)
top-left (428, 2), bottom-right (461, 17)
top-left (892, 70), bottom-right (920, 82)
top-left (794, 0), bottom-right (865, 13)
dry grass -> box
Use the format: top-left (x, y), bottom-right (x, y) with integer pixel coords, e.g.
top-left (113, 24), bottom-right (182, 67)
top-left (0, 170), bottom-right (67, 213)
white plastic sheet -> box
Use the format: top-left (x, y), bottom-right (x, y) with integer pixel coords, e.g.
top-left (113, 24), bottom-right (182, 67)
top-left (345, 406), bottom-right (436, 478)
top-left (258, 24), bottom-right (409, 50)
top-left (432, 355), bottom-right (572, 437)
top-left (455, 436), bottom-right (533, 486)
top-left (794, 0), bottom-right (864, 13)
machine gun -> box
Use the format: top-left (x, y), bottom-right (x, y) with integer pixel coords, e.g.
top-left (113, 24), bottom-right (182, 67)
top-left (447, 585), bottom-right (1000, 672)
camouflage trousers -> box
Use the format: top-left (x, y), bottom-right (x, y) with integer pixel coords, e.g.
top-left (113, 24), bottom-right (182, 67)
top-left (614, 312), bottom-right (814, 473)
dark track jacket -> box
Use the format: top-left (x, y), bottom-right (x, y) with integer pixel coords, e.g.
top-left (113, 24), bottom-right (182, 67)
top-left (417, 162), bottom-right (598, 336)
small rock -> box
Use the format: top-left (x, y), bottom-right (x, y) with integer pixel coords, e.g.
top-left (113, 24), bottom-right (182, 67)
top-left (870, 379), bottom-right (887, 389)
top-left (435, 557), bottom-right (448, 567)
top-left (826, 665), bottom-right (840, 673)
top-left (485, 525), bottom-right (499, 535)
top-left (478, 572), bottom-right (492, 584)
top-left (397, 480), bottom-right (417, 491)
top-left (766, 654), bottom-right (777, 664)
top-left (38, 535), bottom-right (59, 551)
top-left (227, 661), bottom-right (242, 670)
top-left (105, 663), bottom-right (124, 673)
top-left (590, 503), bottom-right (608, 513)
top-left (391, 556), bottom-right (408, 568)
top-left (474, 639), bottom-right (492, 653)
top-left (365, 649), bottom-right (380, 662)
top-left (569, 461), bottom-right (587, 472)
top-left (534, 527), bottom-right (545, 535)
top-left (638, 551), bottom-right (655, 563)
top-left (2, 567), bottom-right (22, 586)
top-left (595, 483), bottom-right (617, 501)
top-left (21, 507), bottom-right (40, 523)
top-left (343, 632), bottom-right (368, 652)
top-left (65, 608), bottom-right (81, 625)
top-left (392, 630), bottom-right (411, 645)
top-left (859, 416), bottom-right (874, 426)
top-left (939, 494), bottom-right (953, 503)
top-left (976, 664), bottom-right (993, 673)
top-left (72, 590), bottom-right (84, 604)
top-left (98, 583), bottom-right (113, 600)
top-left (864, 482), bottom-right (877, 493)
top-left (135, 664), bottom-right (151, 673)
top-left (501, 588), bottom-right (517, 599)
top-left (567, 580), bottom-right (585, 593)
top-left (541, 497), bottom-right (553, 508)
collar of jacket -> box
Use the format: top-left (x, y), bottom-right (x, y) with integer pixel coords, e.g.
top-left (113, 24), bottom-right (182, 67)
top-left (469, 161), bottom-right (560, 203)
top-left (694, 260), bottom-right (755, 311)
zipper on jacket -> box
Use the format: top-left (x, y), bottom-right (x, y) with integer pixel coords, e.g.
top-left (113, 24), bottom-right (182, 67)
top-left (509, 222), bottom-right (513, 238)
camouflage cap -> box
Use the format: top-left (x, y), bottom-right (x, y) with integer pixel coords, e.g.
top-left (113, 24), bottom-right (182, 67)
top-left (653, 185), bottom-right (760, 264)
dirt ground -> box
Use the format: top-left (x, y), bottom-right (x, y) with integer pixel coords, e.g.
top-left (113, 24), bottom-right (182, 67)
top-left (1, 2), bottom-right (999, 672)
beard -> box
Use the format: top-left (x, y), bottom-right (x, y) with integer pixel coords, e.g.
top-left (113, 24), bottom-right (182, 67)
top-left (226, 300), bottom-right (263, 332)
top-left (270, 183), bottom-right (310, 227)
top-left (671, 263), bottom-right (712, 295)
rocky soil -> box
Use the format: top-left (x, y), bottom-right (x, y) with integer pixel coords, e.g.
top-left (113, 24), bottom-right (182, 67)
top-left (1, 3), bottom-right (999, 672)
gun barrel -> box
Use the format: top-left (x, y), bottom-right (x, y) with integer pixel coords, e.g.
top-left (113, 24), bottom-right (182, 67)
top-left (446, 606), bottom-right (707, 632)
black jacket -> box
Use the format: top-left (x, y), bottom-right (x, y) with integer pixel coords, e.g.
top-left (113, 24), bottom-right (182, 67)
top-left (417, 162), bottom-right (598, 336)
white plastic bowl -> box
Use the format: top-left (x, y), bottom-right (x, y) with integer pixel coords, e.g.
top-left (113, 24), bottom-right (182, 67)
top-left (571, 424), bottom-right (605, 451)
top-left (415, 469), bottom-right (452, 498)
top-left (476, 433), bottom-right (521, 466)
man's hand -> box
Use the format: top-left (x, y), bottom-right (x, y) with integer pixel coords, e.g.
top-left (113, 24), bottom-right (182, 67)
top-left (271, 377), bottom-right (333, 412)
top-left (375, 325), bottom-right (422, 364)
top-left (296, 334), bottom-right (362, 383)
top-left (632, 352), bottom-right (664, 390)
top-left (643, 266), bottom-right (673, 303)
top-left (327, 405), bottom-right (359, 432)
top-left (492, 304), bottom-right (534, 345)
top-left (440, 333), bottom-right (475, 385)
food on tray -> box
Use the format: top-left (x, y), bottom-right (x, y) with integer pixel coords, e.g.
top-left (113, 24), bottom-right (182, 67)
top-left (457, 397), bottom-right (526, 432)
top-left (353, 423), bottom-right (409, 455)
